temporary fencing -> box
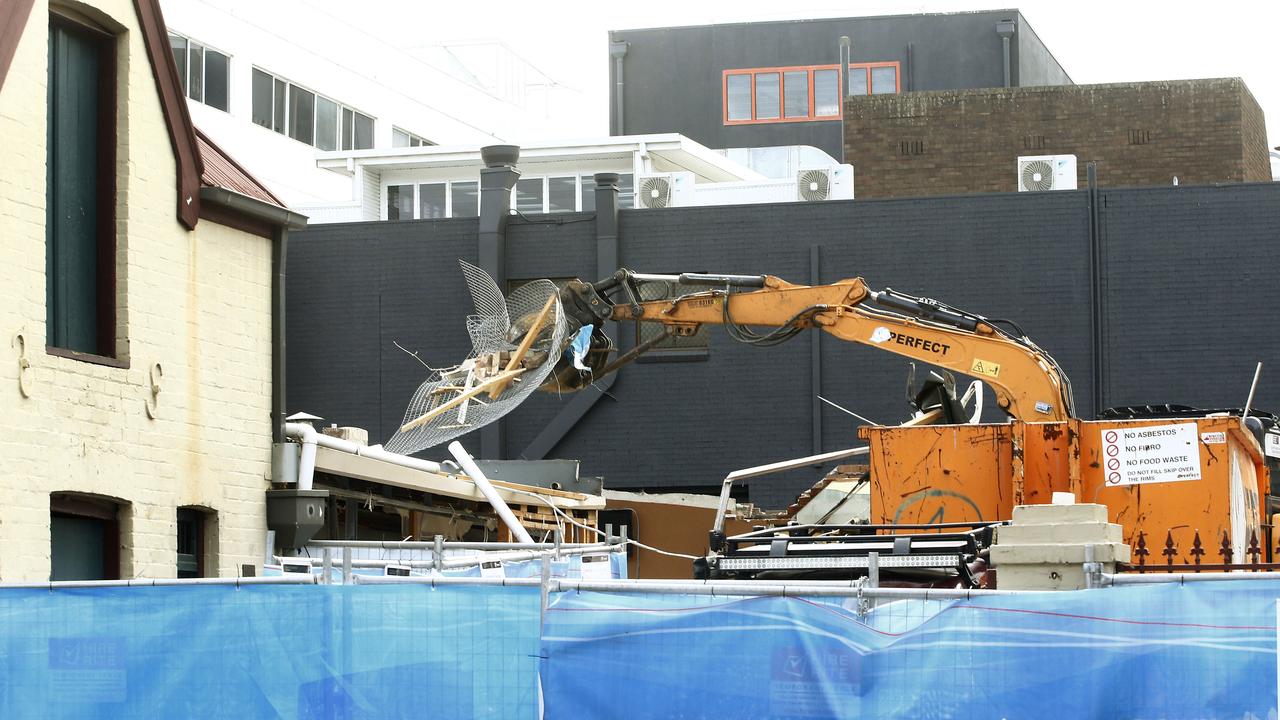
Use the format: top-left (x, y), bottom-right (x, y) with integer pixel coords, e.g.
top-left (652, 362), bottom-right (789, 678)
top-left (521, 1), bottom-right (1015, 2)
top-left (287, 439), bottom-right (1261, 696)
top-left (0, 580), bottom-right (541, 719)
top-left (542, 578), bottom-right (1280, 718)
top-left (1, 575), bottom-right (1278, 718)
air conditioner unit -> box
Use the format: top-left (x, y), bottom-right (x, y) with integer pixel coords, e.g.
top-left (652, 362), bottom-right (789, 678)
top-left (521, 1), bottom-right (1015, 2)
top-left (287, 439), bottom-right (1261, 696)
top-left (796, 164), bottom-right (855, 201)
top-left (635, 172), bottom-right (695, 209)
top-left (1017, 155), bottom-right (1077, 191)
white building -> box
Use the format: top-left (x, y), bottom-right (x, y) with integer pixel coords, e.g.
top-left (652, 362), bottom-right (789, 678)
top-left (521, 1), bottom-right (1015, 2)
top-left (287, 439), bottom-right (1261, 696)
top-left (306, 134), bottom-right (855, 223)
top-left (160, 0), bottom-right (581, 207)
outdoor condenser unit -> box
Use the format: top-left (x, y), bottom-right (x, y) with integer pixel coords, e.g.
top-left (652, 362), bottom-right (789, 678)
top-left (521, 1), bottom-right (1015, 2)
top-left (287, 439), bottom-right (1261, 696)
top-left (796, 164), bottom-right (854, 201)
top-left (635, 172), bottom-right (695, 209)
top-left (1017, 154), bottom-right (1078, 191)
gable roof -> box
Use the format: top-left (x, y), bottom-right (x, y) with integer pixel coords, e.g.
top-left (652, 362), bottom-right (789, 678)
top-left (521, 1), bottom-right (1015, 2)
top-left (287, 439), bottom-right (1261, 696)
top-left (0, 0), bottom-right (295, 232)
top-left (196, 129), bottom-right (286, 209)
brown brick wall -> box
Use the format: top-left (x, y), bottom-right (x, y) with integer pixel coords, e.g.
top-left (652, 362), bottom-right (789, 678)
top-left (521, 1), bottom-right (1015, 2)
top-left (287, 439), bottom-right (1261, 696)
top-left (844, 78), bottom-right (1271, 198)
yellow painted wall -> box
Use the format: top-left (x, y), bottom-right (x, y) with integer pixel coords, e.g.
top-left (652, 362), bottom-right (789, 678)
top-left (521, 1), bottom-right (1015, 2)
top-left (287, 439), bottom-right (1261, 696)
top-left (0, 0), bottom-right (272, 579)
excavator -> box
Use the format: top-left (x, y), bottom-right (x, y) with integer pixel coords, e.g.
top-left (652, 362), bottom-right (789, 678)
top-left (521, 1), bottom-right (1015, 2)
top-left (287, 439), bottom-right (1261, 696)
top-left (528, 269), bottom-right (1275, 586)
top-left (544, 270), bottom-right (1074, 424)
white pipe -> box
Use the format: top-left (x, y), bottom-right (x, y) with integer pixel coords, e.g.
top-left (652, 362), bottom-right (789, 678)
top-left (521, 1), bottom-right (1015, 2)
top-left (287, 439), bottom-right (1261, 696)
top-left (713, 445), bottom-right (871, 533)
top-left (307, 540), bottom-right (608, 550)
top-left (354, 575), bottom-right (1042, 598)
top-left (280, 543), bottom-right (620, 569)
top-left (1102, 571), bottom-right (1280, 585)
top-left (285, 421), bottom-right (445, 491)
top-left (449, 441), bottom-right (536, 545)
top-left (289, 422), bottom-right (318, 491)
top-left (0, 575), bottom-right (317, 590)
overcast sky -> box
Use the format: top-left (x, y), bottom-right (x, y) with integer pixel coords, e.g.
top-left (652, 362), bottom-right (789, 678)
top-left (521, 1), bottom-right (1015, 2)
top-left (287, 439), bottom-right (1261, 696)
top-left (321, 0), bottom-right (1280, 154)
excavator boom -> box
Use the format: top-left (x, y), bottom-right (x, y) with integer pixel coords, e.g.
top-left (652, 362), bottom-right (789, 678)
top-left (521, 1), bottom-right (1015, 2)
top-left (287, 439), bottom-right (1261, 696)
top-left (554, 270), bottom-right (1075, 422)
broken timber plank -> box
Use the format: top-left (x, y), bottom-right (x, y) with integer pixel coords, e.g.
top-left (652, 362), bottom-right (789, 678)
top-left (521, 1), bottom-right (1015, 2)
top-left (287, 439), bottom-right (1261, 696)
top-left (488, 294), bottom-right (557, 399)
top-left (399, 368), bottom-right (525, 433)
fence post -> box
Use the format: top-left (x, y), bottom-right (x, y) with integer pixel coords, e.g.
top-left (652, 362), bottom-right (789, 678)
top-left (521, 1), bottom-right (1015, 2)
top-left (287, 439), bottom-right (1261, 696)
top-left (539, 555), bottom-right (552, 627)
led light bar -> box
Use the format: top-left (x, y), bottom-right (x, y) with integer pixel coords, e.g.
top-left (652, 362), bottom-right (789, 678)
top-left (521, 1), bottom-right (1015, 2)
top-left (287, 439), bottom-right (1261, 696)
top-left (717, 554), bottom-right (960, 571)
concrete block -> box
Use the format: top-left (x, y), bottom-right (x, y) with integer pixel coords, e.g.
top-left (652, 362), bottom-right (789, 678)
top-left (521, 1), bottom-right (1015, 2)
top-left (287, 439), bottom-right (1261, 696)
top-left (322, 426), bottom-right (369, 446)
top-left (996, 521), bottom-right (1123, 546)
top-left (1010, 503), bottom-right (1109, 525)
top-left (995, 564), bottom-right (1089, 592)
top-left (991, 542), bottom-right (1130, 566)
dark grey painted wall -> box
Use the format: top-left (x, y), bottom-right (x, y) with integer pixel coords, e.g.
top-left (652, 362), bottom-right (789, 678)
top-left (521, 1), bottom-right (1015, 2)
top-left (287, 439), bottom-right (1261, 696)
top-left (1016, 16), bottom-right (1071, 86)
top-left (609, 10), bottom-right (1070, 159)
top-left (287, 182), bottom-right (1280, 510)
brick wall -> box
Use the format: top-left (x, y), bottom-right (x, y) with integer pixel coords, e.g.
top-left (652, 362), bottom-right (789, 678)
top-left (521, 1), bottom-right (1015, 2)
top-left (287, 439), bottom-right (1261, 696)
top-left (0, 0), bottom-right (273, 579)
top-left (289, 183), bottom-right (1280, 510)
top-left (844, 78), bottom-right (1271, 199)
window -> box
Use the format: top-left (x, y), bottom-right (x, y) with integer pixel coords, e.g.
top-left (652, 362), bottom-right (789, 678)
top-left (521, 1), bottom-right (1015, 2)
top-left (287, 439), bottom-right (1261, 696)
top-left (846, 62), bottom-right (901, 97)
top-left (515, 178), bottom-right (544, 214)
top-left (784, 70), bottom-right (809, 118)
top-left (451, 182), bottom-right (479, 217)
top-left (723, 62), bottom-right (900, 124)
top-left (392, 128), bottom-right (433, 147)
top-left (813, 69), bottom-right (839, 116)
top-left (251, 68), bottom-right (373, 150)
top-left (50, 493), bottom-right (122, 581)
top-left (47, 16), bottom-right (117, 358)
top-left (870, 65), bottom-right (899, 95)
top-left (288, 84), bottom-right (314, 145)
top-left (177, 507), bottom-right (215, 578)
top-left (617, 173), bottom-right (634, 209)
top-left (547, 177), bottom-right (577, 213)
top-left (754, 72), bottom-right (780, 120)
top-left (578, 174), bottom-right (633, 212)
top-left (386, 184), bottom-right (413, 220)
top-left (167, 31), bottom-right (228, 111)
top-left (726, 74), bottom-right (752, 121)
top-left (418, 183), bottom-right (447, 219)
top-left (635, 278), bottom-right (710, 356)
top-left (315, 96), bottom-right (338, 151)
top-left (384, 180), bottom-right (480, 219)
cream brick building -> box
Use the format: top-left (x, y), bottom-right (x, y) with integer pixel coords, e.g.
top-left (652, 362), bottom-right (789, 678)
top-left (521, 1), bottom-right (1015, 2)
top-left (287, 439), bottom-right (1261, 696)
top-left (0, 0), bottom-right (303, 580)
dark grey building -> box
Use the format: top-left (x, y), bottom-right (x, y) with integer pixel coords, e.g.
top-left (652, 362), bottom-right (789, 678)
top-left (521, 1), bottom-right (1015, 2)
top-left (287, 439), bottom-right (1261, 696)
top-left (608, 10), bottom-right (1071, 160)
top-left (286, 171), bottom-right (1280, 510)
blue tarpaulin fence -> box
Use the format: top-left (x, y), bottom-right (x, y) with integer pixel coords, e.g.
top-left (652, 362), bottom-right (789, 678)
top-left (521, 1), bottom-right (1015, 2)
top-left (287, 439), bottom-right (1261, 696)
top-left (0, 583), bottom-right (541, 719)
top-left (1, 579), bottom-right (1278, 718)
top-left (542, 580), bottom-right (1280, 719)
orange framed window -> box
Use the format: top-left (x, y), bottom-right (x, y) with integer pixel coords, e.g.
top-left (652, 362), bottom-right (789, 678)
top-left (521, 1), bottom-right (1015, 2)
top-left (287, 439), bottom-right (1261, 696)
top-left (845, 61), bottom-right (901, 98)
top-left (722, 62), bottom-right (900, 125)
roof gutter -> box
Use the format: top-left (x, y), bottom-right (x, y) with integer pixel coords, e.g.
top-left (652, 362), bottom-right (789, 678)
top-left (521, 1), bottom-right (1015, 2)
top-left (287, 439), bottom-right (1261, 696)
top-left (199, 186), bottom-right (309, 230)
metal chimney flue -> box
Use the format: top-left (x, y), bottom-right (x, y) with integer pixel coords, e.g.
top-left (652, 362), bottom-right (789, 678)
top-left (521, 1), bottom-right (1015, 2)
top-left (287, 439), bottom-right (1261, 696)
top-left (480, 144), bottom-right (520, 169)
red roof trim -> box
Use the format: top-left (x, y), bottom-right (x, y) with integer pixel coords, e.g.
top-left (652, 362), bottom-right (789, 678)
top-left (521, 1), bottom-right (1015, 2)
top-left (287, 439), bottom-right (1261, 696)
top-left (0, 0), bottom-right (36, 94)
top-left (132, 0), bottom-right (203, 230)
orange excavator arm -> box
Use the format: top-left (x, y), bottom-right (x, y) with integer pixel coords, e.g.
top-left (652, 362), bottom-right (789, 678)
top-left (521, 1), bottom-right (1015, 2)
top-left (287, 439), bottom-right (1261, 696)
top-left (555, 271), bottom-right (1075, 422)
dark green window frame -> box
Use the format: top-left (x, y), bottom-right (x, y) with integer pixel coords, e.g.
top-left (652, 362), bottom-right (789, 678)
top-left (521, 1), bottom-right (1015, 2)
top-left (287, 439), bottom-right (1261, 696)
top-left (46, 15), bottom-right (118, 360)
top-left (177, 507), bottom-right (210, 578)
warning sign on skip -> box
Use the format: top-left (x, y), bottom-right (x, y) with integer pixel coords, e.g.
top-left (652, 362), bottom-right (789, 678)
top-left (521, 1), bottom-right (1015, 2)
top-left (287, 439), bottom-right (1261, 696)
top-left (1102, 423), bottom-right (1202, 486)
